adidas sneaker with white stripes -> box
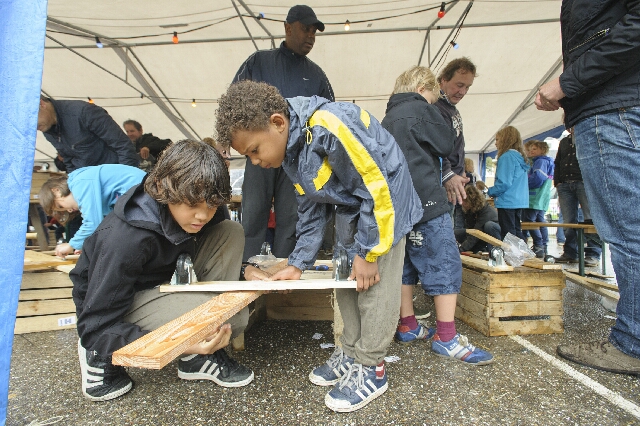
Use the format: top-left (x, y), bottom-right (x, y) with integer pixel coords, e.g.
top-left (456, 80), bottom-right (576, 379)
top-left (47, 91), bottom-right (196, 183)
top-left (309, 346), bottom-right (354, 386)
top-left (78, 339), bottom-right (133, 402)
top-left (324, 362), bottom-right (388, 412)
top-left (177, 349), bottom-right (254, 387)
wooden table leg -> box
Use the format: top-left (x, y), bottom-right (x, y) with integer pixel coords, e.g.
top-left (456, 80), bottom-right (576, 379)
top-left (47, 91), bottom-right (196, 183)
top-left (578, 229), bottom-right (585, 277)
top-left (28, 204), bottom-right (49, 251)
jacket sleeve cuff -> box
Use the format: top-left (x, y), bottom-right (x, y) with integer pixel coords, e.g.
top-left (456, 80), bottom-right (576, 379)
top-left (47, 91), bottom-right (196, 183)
top-left (442, 171), bottom-right (455, 183)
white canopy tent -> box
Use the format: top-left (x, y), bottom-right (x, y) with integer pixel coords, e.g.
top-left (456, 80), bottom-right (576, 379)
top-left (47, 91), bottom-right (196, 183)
top-left (36, 0), bottom-right (565, 164)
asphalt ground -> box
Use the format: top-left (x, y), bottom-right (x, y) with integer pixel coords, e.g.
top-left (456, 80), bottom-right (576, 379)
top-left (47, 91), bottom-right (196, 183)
top-left (7, 237), bottom-right (640, 425)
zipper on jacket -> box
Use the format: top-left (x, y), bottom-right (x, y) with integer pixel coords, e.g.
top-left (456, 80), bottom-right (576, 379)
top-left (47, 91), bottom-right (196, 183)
top-left (568, 28), bottom-right (610, 53)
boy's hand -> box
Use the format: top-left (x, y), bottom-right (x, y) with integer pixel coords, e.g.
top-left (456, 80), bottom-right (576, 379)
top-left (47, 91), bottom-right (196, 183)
top-left (54, 243), bottom-right (74, 258)
top-left (243, 265), bottom-right (272, 281)
top-left (183, 324), bottom-right (232, 355)
top-left (267, 265), bottom-right (301, 294)
top-left (350, 256), bottom-right (380, 292)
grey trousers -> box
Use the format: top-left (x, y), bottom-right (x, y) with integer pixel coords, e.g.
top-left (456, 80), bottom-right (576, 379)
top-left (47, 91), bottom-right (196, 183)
top-left (124, 220), bottom-right (248, 339)
top-left (337, 239), bottom-right (405, 366)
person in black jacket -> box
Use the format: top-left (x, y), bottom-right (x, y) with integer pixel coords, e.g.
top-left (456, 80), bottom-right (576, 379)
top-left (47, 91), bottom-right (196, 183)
top-left (37, 96), bottom-right (138, 173)
top-left (381, 66), bottom-right (493, 365)
top-left (71, 140), bottom-right (259, 402)
top-left (232, 4), bottom-right (334, 263)
top-left (536, 0), bottom-right (640, 375)
top-left (123, 119), bottom-right (172, 171)
top-left (455, 185), bottom-right (501, 253)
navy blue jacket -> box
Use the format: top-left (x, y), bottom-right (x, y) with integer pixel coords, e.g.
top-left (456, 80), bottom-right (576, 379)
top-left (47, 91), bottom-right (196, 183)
top-left (435, 95), bottom-right (465, 183)
top-left (43, 100), bottom-right (139, 173)
top-left (233, 42), bottom-right (334, 101)
top-left (560, 0), bottom-right (640, 127)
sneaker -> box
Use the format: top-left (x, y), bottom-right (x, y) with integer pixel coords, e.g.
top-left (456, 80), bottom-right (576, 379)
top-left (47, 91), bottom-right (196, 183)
top-left (413, 305), bottom-right (431, 320)
top-left (178, 349), bottom-right (254, 387)
top-left (532, 245), bottom-right (545, 259)
top-left (395, 323), bottom-right (435, 344)
top-left (325, 362), bottom-right (388, 412)
top-left (557, 341), bottom-right (640, 376)
top-left (431, 333), bottom-right (494, 365)
top-left (584, 257), bottom-right (599, 267)
top-left (78, 339), bottom-right (133, 401)
top-left (309, 346), bottom-right (354, 386)
top-left (553, 255), bottom-right (579, 264)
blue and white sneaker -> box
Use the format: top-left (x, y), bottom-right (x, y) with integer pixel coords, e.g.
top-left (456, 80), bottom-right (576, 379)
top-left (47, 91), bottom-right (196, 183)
top-left (431, 333), bottom-right (494, 365)
top-left (309, 346), bottom-right (354, 386)
top-left (395, 323), bottom-right (436, 344)
top-left (325, 362), bottom-right (388, 413)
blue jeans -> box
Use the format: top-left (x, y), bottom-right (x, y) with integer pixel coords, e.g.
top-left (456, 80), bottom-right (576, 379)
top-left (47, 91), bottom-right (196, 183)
top-left (523, 208), bottom-right (548, 247)
top-left (575, 106), bottom-right (640, 358)
top-left (497, 208), bottom-right (524, 241)
top-left (556, 182), bottom-right (602, 259)
top-left (557, 211), bottom-right (565, 243)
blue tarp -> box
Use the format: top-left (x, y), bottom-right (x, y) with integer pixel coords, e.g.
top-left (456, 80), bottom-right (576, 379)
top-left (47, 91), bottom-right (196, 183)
top-left (0, 1), bottom-right (48, 424)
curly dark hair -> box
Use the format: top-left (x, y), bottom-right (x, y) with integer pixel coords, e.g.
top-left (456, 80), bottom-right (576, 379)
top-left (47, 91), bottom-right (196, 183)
top-left (464, 184), bottom-right (486, 213)
top-left (215, 80), bottom-right (289, 149)
top-left (438, 57), bottom-right (477, 83)
top-left (144, 139), bottom-right (230, 207)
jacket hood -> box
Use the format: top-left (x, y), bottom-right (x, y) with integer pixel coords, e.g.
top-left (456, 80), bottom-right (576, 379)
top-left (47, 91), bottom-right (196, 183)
top-left (114, 176), bottom-right (193, 246)
top-left (385, 92), bottom-right (428, 114)
top-left (532, 155), bottom-right (554, 169)
top-left (511, 150), bottom-right (531, 173)
top-left (286, 96), bottom-right (331, 156)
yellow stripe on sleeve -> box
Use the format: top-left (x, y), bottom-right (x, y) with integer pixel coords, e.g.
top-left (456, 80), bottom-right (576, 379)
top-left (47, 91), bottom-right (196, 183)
top-left (313, 157), bottom-right (333, 191)
top-left (360, 108), bottom-right (370, 129)
top-left (308, 110), bottom-right (394, 261)
top-left (294, 183), bottom-right (305, 195)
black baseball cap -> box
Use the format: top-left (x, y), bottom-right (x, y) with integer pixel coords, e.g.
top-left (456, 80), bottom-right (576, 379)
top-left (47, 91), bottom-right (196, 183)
top-left (286, 5), bottom-right (325, 32)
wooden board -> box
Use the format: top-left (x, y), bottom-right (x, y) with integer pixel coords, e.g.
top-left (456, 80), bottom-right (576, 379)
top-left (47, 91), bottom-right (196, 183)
top-left (564, 272), bottom-right (620, 301)
top-left (523, 259), bottom-right (562, 270)
top-left (112, 291), bottom-right (261, 369)
top-left (24, 251), bottom-right (74, 271)
top-left (14, 313), bottom-right (77, 334)
top-left (21, 271), bottom-right (72, 289)
top-left (489, 300), bottom-right (563, 317)
top-left (488, 316), bottom-right (563, 336)
top-left (19, 288), bottom-right (72, 301)
top-left (460, 254), bottom-right (513, 272)
top-left (266, 289), bottom-right (334, 321)
top-left (159, 279), bottom-right (356, 293)
top-left (462, 267), bottom-right (564, 289)
top-left (461, 280), bottom-right (563, 304)
top-left (566, 269), bottom-right (615, 280)
top-left (17, 299), bottom-right (76, 317)
top-left (520, 221), bottom-right (597, 233)
top-left (466, 228), bottom-right (503, 247)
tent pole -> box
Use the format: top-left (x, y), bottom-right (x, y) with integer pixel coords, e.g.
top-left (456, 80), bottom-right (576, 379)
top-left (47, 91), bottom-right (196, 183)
top-left (417, 0), bottom-right (458, 66)
top-left (231, 0), bottom-right (259, 51)
top-left (237, 0), bottom-right (276, 49)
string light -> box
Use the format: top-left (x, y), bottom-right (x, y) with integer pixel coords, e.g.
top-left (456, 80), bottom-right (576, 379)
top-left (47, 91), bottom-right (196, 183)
top-left (95, 36), bottom-right (103, 48)
top-left (172, 31), bottom-right (179, 44)
top-left (344, 20), bottom-right (351, 31)
top-left (450, 40), bottom-right (459, 49)
top-left (192, 99), bottom-right (197, 107)
top-left (438, 2), bottom-right (446, 18)
top-left (87, 97), bottom-right (94, 104)
top-left (256, 12), bottom-right (265, 20)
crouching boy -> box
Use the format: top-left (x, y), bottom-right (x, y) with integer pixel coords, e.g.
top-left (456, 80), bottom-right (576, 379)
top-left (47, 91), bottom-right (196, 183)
top-left (71, 140), bottom-right (253, 402)
top-left (215, 81), bottom-right (423, 412)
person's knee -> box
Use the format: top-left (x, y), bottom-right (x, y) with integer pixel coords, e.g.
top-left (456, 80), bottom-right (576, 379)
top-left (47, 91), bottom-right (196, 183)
top-left (229, 306), bottom-right (249, 338)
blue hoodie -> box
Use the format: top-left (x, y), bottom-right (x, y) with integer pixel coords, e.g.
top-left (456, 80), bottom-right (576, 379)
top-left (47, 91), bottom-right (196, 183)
top-left (528, 155), bottom-right (555, 189)
top-left (281, 96), bottom-right (423, 271)
top-left (487, 150), bottom-right (530, 209)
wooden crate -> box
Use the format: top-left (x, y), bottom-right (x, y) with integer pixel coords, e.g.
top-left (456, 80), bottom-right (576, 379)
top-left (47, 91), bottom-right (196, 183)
top-left (266, 289), bottom-right (334, 321)
top-left (15, 271), bottom-right (76, 334)
top-left (455, 265), bottom-right (565, 336)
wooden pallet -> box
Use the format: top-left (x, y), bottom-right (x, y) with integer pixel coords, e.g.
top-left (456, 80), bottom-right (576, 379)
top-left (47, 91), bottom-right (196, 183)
top-left (16, 271), bottom-right (76, 334)
top-left (455, 262), bottom-right (565, 337)
top-left (24, 250), bottom-right (76, 272)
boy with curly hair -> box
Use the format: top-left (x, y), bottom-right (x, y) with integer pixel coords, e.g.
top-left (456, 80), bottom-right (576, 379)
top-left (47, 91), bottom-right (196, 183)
top-left (71, 140), bottom-right (254, 402)
top-left (216, 80), bottom-right (423, 412)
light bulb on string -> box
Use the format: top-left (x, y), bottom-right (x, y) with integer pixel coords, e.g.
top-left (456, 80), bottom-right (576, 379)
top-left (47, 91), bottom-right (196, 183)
top-left (450, 40), bottom-right (459, 49)
top-left (344, 20), bottom-right (350, 31)
top-left (87, 97), bottom-right (94, 104)
top-left (172, 32), bottom-right (179, 44)
top-left (192, 99), bottom-right (197, 108)
top-left (95, 36), bottom-right (103, 48)
top-left (438, 2), bottom-right (446, 18)
top-left (257, 12), bottom-right (265, 20)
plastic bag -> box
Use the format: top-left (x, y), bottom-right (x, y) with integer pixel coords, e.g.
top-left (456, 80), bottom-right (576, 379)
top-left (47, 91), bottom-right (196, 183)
top-left (501, 232), bottom-right (535, 267)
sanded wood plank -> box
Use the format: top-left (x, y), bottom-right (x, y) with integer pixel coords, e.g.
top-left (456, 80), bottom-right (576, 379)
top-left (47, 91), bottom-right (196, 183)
top-left (488, 316), bottom-right (563, 336)
top-left (523, 259), bottom-right (562, 270)
top-left (19, 288), bottom-right (72, 301)
top-left (466, 229), bottom-right (503, 247)
top-left (14, 313), bottom-right (76, 334)
top-left (112, 291), bottom-right (261, 369)
top-left (17, 299), bottom-right (75, 317)
top-left (490, 300), bottom-right (563, 317)
top-left (21, 272), bottom-right (73, 289)
top-left (488, 286), bottom-right (564, 303)
top-left (520, 222), bottom-right (597, 233)
top-left (564, 271), bottom-right (618, 291)
top-left (55, 264), bottom-right (75, 274)
top-left (457, 293), bottom-right (488, 318)
top-left (460, 255), bottom-right (514, 272)
top-left (159, 279), bottom-right (356, 293)
top-left (24, 251), bottom-right (74, 271)
top-left (564, 272), bottom-right (620, 301)
top-left (455, 305), bottom-right (489, 336)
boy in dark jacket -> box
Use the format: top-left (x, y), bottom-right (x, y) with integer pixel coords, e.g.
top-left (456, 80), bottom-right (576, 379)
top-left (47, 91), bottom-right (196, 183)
top-left (71, 140), bottom-right (254, 402)
top-left (216, 80), bottom-right (423, 412)
top-left (381, 66), bottom-right (493, 365)
top-left (456, 185), bottom-right (501, 253)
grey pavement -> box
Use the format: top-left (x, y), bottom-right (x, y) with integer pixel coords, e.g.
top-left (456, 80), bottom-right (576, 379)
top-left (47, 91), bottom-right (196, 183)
top-left (7, 237), bottom-right (640, 425)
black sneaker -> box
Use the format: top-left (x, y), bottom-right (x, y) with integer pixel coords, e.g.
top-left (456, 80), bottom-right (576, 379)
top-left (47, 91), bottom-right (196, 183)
top-left (532, 245), bottom-right (545, 259)
top-left (584, 257), bottom-right (599, 267)
top-left (178, 349), bottom-right (254, 387)
top-left (553, 255), bottom-right (578, 264)
top-left (78, 339), bottom-right (133, 402)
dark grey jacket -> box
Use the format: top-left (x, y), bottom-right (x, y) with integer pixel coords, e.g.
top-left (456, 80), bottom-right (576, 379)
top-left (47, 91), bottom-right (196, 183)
top-left (43, 100), bottom-right (138, 173)
top-left (560, 0), bottom-right (640, 127)
top-left (460, 204), bottom-right (499, 252)
top-left (435, 95), bottom-right (465, 183)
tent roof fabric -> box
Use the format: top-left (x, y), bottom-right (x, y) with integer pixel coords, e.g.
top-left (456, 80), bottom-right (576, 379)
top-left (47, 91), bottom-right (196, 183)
top-left (37, 0), bottom-right (565, 162)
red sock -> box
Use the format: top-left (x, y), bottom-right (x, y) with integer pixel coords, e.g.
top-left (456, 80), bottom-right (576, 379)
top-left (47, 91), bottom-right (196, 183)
top-left (436, 320), bottom-right (457, 342)
top-left (400, 315), bottom-right (418, 330)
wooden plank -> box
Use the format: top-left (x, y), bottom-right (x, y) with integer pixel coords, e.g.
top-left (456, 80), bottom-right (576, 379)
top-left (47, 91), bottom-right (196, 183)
top-left (462, 268), bottom-right (490, 291)
top-left (564, 272), bottom-right (620, 301)
top-left (300, 270), bottom-right (333, 280)
top-left (112, 291), bottom-right (261, 369)
top-left (460, 255), bottom-right (513, 272)
top-left (21, 272), bottom-right (72, 289)
top-left (26, 232), bottom-right (38, 240)
top-left (14, 313), bottom-right (77, 334)
top-left (466, 228), bottom-right (503, 247)
top-left (487, 270), bottom-right (565, 289)
top-left (159, 279), bottom-right (356, 293)
top-left (24, 251), bottom-right (74, 271)
top-left (566, 269), bottom-right (615, 280)
top-left (520, 222), bottom-right (597, 233)
top-left (266, 290), bottom-right (332, 308)
top-left (266, 306), bottom-right (334, 321)
top-left (456, 293), bottom-right (488, 318)
top-left (55, 264), bottom-right (75, 274)
top-left (19, 288), bottom-right (72, 301)
top-left (489, 300), bottom-right (563, 317)
top-left (460, 281), bottom-right (489, 305)
top-left (523, 259), bottom-right (562, 270)
top-left (564, 271), bottom-right (618, 291)
top-left (454, 305), bottom-right (489, 336)
top-left (488, 316), bottom-right (563, 336)
top-left (17, 299), bottom-right (75, 317)
top-left (488, 286), bottom-right (564, 303)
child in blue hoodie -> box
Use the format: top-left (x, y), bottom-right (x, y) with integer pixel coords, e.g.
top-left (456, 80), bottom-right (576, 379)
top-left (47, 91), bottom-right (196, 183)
top-left (215, 80), bottom-right (423, 413)
top-left (488, 126), bottom-right (530, 240)
top-left (523, 140), bottom-right (555, 257)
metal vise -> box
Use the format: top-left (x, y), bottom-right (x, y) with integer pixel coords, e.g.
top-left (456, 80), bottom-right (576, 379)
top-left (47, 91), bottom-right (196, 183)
top-left (170, 253), bottom-right (198, 285)
top-left (333, 249), bottom-right (352, 281)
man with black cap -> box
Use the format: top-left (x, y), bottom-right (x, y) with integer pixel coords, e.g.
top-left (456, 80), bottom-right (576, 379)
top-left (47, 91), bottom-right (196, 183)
top-left (232, 4), bottom-right (334, 264)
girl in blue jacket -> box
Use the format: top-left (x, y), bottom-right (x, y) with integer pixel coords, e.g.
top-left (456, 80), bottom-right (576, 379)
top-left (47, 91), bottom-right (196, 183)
top-left (488, 126), bottom-right (530, 240)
